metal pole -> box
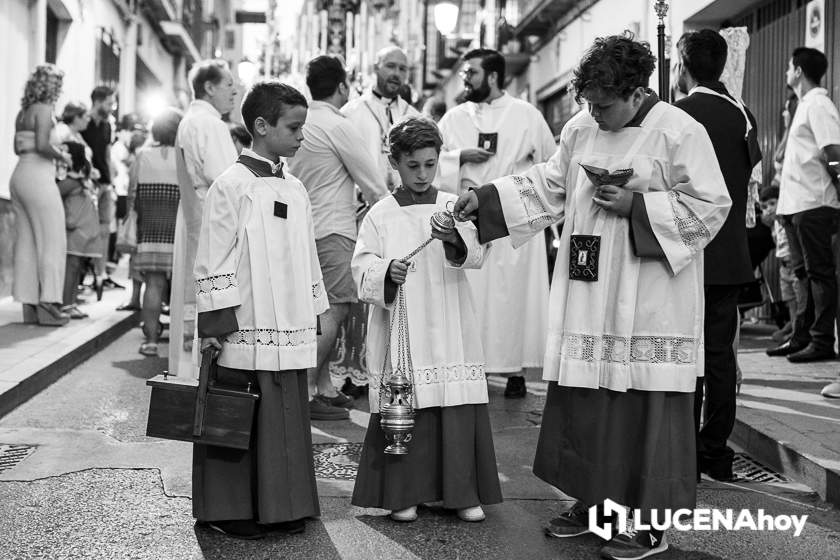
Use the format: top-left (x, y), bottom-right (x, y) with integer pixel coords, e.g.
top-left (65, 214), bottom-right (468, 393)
top-left (654, 0), bottom-right (669, 102)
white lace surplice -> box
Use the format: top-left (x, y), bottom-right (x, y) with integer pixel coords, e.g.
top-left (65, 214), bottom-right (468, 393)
top-left (352, 192), bottom-right (488, 413)
top-left (193, 166), bottom-right (328, 371)
top-left (494, 103), bottom-right (731, 393)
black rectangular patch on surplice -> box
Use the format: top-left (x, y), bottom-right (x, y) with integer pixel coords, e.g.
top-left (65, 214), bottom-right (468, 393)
top-left (274, 201), bottom-right (288, 219)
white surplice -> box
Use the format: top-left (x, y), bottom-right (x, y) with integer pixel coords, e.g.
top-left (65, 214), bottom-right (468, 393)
top-left (194, 160), bottom-right (328, 371)
top-left (169, 100), bottom-right (237, 378)
top-left (352, 189), bottom-right (488, 413)
top-left (488, 101), bottom-right (731, 393)
top-left (341, 90), bottom-right (420, 190)
top-left (436, 92), bottom-right (556, 373)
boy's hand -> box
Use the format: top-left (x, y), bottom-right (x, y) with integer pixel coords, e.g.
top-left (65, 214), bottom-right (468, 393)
top-left (388, 260), bottom-right (409, 285)
top-left (431, 223), bottom-right (459, 245)
top-left (200, 337), bottom-right (222, 359)
top-left (454, 191), bottom-right (479, 221)
top-left (460, 148), bottom-right (494, 165)
top-left (593, 185), bottom-right (632, 217)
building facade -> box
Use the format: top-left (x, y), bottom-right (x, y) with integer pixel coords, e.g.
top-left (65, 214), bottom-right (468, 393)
top-left (0, 0), bottom-right (250, 298)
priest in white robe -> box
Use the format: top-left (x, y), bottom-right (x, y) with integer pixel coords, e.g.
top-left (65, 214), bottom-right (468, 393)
top-left (342, 46), bottom-right (420, 191)
top-left (436, 48), bottom-right (556, 399)
top-left (455, 35), bottom-right (730, 559)
top-left (169, 60), bottom-right (238, 378)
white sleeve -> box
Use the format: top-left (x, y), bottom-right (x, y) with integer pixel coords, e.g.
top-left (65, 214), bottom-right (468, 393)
top-left (351, 211), bottom-right (395, 310)
top-left (641, 122), bottom-right (732, 275)
top-left (194, 180), bottom-right (241, 312)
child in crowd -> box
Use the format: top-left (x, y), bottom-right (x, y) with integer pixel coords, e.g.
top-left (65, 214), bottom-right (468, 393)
top-left (193, 81), bottom-right (327, 539)
top-left (760, 186), bottom-right (797, 342)
top-left (351, 117), bottom-right (502, 523)
top-left (58, 141), bottom-right (101, 319)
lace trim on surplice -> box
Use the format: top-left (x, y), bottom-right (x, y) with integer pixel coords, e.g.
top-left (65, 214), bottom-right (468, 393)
top-left (515, 176), bottom-right (554, 226)
top-left (562, 333), bottom-right (698, 365)
top-left (222, 328), bottom-right (317, 347)
top-left (668, 190), bottom-right (711, 252)
top-left (195, 273), bottom-right (238, 295)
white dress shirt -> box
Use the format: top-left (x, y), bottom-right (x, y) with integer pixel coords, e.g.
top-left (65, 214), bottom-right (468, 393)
top-left (778, 87), bottom-right (840, 215)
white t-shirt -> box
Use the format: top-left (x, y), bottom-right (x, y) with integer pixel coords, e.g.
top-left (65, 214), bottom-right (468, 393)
top-left (777, 87), bottom-right (840, 215)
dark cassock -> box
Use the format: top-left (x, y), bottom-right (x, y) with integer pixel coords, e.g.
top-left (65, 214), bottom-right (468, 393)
top-left (469, 93), bottom-right (731, 513)
top-left (675, 81), bottom-right (762, 481)
top-left (192, 150), bottom-right (329, 524)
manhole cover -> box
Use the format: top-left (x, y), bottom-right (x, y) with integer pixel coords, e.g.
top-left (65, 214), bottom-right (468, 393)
top-left (733, 453), bottom-right (788, 483)
top-left (0, 444), bottom-right (36, 474)
top-left (312, 442), bottom-right (363, 480)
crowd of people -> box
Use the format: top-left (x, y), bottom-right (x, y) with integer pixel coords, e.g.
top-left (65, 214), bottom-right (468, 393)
top-left (7, 27), bottom-right (840, 560)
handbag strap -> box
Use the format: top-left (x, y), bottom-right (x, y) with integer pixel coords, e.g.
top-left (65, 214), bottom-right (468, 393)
top-left (192, 348), bottom-right (215, 437)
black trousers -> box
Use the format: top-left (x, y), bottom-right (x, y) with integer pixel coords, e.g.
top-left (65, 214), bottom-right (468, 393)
top-left (695, 285), bottom-right (740, 478)
top-left (782, 207), bottom-right (838, 351)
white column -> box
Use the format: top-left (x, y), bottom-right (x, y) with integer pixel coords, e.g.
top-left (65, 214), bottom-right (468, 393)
top-left (119, 14), bottom-right (139, 114)
top-left (29, 0), bottom-right (46, 68)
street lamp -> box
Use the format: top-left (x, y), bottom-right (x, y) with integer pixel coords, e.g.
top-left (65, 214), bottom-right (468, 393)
top-left (654, 0), bottom-right (670, 102)
top-left (434, 1), bottom-right (459, 36)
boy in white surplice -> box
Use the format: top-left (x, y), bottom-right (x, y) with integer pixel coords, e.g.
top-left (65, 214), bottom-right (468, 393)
top-left (192, 82), bottom-right (328, 539)
top-left (350, 117), bottom-right (502, 523)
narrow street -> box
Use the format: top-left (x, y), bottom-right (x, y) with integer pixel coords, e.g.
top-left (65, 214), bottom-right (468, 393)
top-left (1, 327), bottom-right (839, 559)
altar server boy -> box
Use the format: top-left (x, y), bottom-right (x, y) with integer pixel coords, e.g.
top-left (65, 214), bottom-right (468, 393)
top-left (350, 117), bottom-right (503, 523)
top-left (192, 82), bottom-right (328, 539)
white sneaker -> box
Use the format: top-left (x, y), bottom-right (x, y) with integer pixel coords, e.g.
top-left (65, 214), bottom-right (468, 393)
top-left (457, 506), bottom-right (486, 522)
top-left (821, 381), bottom-right (840, 398)
top-left (390, 505), bottom-right (418, 522)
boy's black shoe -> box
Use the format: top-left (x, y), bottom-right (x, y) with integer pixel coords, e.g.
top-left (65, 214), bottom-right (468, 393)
top-left (545, 501), bottom-right (591, 538)
top-left (269, 518), bottom-right (306, 534)
top-left (599, 528), bottom-right (667, 560)
top-left (504, 375), bottom-right (527, 398)
top-left (200, 519), bottom-right (268, 540)
top-left (341, 379), bottom-right (369, 399)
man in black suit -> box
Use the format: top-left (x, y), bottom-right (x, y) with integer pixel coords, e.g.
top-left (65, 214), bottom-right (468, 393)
top-left (675, 29), bottom-right (762, 481)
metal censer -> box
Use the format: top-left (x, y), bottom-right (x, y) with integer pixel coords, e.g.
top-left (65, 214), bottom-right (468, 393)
top-left (380, 205), bottom-right (457, 455)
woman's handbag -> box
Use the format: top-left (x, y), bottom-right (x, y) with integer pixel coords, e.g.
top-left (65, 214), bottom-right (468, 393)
top-left (116, 209), bottom-right (137, 253)
top-left (145, 349), bottom-right (259, 450)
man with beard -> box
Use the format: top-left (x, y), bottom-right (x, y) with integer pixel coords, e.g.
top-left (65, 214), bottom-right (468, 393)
top-left (168, 59), bottom-right (238, 378)
top-left (342, 46), bottom-right (420, 191)
top-left (81, 86), bottom-right (120, 296)
top-left (436, 48), bottom-right (555, 398)
top-left (673, 30), bottom-right (761, 483)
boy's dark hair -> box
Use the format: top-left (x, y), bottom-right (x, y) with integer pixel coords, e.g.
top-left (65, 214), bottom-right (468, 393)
top-left (306, 55), bottom-right (347, 100)
top-left (63, 141), bottom-right (90, 175)
top-left (388, 117), bottom-right (443, 160)
top-left (229, 122), bottom-right (252, 148)
top-left (572, 31), bottom-right (656, 103)
top-left (151, 108), bottom-right (183, 146)
top-left (90, 86), bottom-right (114, 104)
top-left (463, 48), bottom-right (506, 89)
top-left (60, 101), bottom-right (87, 124)
top-left (189, 59), bottom-right (230, 99)
top-left (760, 186), bottom-right (779, 202)
top-left (791, 47), bottom-right (828, 84)
top-left (677, 29), bottom-right (728, 82)
top-left (240, 81), bottom-right (308, 136)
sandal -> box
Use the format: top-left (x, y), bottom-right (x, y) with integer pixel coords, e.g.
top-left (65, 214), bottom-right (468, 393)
top-left (139, 342), bottom-right (159, 357)
top-left (61, 304), bottom-right (89, 319)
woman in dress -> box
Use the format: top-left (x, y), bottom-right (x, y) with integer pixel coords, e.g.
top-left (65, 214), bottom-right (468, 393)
top-left (10, 64), bottom-right (71, 326)
top-left (129, 108), bottom-right (183, 357)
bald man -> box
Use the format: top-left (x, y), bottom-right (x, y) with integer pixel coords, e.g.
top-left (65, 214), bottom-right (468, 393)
top-left (342, 46), bottom-right (421, 191)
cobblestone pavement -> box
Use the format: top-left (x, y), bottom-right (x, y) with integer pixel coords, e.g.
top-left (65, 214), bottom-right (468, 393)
top-left (1, 328), bottom-right (839, 559)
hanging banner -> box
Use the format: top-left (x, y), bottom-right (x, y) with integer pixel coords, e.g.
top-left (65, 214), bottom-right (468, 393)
top-left (805, 0), bottom-right (825, 52)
